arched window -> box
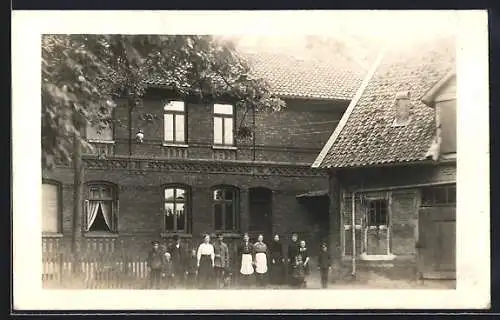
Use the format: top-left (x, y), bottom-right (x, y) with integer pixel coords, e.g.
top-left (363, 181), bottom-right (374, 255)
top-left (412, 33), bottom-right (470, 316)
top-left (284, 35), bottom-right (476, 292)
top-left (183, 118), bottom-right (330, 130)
top-left (212, 186), bottom-right (239, 232)
top-left (42, 180), bottom-right (61, 234)
top-left (164, 185), bottom-right (190, 232)
top-left (85, 182), bottom-right (118, 233)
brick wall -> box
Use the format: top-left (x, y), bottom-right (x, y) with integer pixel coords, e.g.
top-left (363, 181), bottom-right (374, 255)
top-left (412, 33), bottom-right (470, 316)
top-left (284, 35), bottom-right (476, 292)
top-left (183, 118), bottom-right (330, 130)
top-left (43, 165), bottom-right (329, 258)
top-left (101, 92), bottom-right (348, 164)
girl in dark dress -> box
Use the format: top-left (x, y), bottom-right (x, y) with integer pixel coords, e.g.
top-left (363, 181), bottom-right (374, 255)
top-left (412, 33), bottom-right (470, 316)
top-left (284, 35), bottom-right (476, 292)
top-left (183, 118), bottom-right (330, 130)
top-left (297, 240), bottom-right (310, 287)
top-left (269, 234), bottom-right (285, 285)
top-left (196, 234), bottom-right (215, 289)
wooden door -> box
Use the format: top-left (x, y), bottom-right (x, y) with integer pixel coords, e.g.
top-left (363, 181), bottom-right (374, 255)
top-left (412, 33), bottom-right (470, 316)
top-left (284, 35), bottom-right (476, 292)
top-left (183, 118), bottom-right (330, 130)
top-left (249, 188), bottom-right (273, 242)
top-left (417, 206), bottom-right (456, 279)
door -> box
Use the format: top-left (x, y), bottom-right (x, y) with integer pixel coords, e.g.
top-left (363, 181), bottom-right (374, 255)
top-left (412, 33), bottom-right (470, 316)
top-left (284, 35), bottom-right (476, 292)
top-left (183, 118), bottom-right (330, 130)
top-left (249, 187), bottom-right (273, 242)
top-left (417, 206), bottom-right (456, 279)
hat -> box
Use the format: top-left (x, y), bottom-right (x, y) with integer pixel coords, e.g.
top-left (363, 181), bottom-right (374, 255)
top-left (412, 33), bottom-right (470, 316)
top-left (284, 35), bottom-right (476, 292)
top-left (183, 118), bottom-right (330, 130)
top-left (216, 232), bottom-right (223, 237)
top-left (151, 240), bottom-right (160, 245)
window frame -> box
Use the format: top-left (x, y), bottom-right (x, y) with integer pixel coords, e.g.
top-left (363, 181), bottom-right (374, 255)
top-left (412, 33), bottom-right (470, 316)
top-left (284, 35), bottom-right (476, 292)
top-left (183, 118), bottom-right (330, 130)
top-left (163, 101), bottom-right (187, 145)
top-left (213, 104), bottom-right (235, 147)
top-left (212, 185), bottom-right (239, 232)
top-left (162, 184), bottom-right (191, 234)
top-left (361, 195), bottom-right (394, 259)
top-left (41, 179), bottom-right (63, 235)
top-left (421, 184), bottom-right (456, 207)
top-left (84, 181), bottom-right (119, 235)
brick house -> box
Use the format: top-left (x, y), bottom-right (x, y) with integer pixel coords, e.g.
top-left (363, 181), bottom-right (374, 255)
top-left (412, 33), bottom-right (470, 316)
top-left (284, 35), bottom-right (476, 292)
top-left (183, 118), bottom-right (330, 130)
top-left (312, 37), bottom-right (456, 280)
top-left (41, 51), bottom-right (363, 264)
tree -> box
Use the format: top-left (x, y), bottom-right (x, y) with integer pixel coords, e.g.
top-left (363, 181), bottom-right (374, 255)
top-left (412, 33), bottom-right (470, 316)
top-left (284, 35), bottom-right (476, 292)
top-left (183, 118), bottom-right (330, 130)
top-left (41, 34), bottom-right (286, 169)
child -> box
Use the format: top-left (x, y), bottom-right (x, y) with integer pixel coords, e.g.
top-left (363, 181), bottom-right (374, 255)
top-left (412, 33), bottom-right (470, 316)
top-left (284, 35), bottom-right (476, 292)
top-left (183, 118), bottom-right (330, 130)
top-left (291, 255), bottom-right (306, 289)
top-left (185, 248), bottom-right (198, 289)
top-left (162, 252), bottom-right (175, 288)
top-left (317, 243), bottom-right (332, 289)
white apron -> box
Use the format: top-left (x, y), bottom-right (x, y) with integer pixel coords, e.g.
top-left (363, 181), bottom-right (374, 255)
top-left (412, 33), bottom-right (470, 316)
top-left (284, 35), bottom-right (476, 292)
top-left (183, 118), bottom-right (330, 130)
top-left (240, 254), bottom-right (254, 275)
top-left (255, 252), bottom-right (268, 274)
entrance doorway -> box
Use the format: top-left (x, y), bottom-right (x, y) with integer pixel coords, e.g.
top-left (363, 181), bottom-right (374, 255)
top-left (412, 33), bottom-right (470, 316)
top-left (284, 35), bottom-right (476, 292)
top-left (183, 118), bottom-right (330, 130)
top-left (248, 187), bottom-right (273, 242)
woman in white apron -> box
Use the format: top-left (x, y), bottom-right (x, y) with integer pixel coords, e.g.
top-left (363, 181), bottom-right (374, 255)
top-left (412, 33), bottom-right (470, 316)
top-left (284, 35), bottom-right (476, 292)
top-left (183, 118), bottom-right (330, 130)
top-left (238, 233), bottom-right (254, 287)
top-left (253, 234), bottom-right (268, 287)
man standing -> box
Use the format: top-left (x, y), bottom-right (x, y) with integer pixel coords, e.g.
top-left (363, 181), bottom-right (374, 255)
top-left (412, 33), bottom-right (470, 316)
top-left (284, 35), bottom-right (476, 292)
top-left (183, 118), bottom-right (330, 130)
top-left (269, 234), bottom-right (284, 285)
top-left (287, 233), bottom-right (299, 285)
top-left (318, 242), bottom-right (332, 289)
top-left (147, 240), bottom-right (165, 289)
top-left (169, 235), bottom-right (185, 288)
top-left (213, 233), bottom-right (230, 288)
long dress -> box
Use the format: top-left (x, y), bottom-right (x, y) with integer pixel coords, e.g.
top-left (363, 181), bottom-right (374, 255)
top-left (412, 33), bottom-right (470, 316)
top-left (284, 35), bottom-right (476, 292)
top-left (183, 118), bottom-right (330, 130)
top-left (238, 241), bottom-right (254, 286)
top-left (298, 247), bottom-right (310, 276)
top-left (197, 243), bottom-right (215, 289)
top-left (287, 241), bottom-right (299, 284)
top-left (253, 241), bottom-right (268, 286)
top-left (269, 240), bottom-right (284, 285)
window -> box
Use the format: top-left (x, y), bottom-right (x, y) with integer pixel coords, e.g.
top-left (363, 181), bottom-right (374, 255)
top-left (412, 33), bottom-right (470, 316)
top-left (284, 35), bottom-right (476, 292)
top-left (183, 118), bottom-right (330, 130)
top-left (421, 184), bottom-right (456, 206)
top-left (86, 122), bottom-right (114, 142)
top-left (213, 187), bottom-right (238, 231)
top-left (164, 186), bottom-right (189, 232)
top-left (367, 200), bottom-right (389, 227)
top-left (85, 183), bottom-right (118, 233)
top-left (437, 100), bottom-right (456, 154)
top-left (164, 101), bottom-right (186, 144)
top-left (42, 182), bottom-right (60, 233)
top-left (213, 104), bottom-right (234, 146)
top-left (362, 198), bottom-right (391, 256)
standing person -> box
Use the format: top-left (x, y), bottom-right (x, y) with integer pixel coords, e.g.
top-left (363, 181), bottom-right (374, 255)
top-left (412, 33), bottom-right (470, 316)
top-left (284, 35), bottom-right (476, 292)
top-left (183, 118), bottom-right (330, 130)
top-left (213, 233), bottom-right (230, 288)
top-left (253, 234), bottom-right (269, 287)
top-left (162, 252), bottom-right (175, 289)
top-left (298, 240), bottom-right (310, 287)
top-left (147, 240), bottom-right (165, 289)
top-left (318, 242), bottom-right (332, 289)
top-left (238, 233), bottom-right (254, 288)
top-left (169, 235), bottom-right (185, 288)
top-left (287, 233), bottom-right (299, 285)
top-left (269, 234), bottom-right (285, 285)
top-left (185, 248), bottom-right (198, 289)
top-left (196, 234), bottom-right (215, 289)
top-left (291, 254), bottom-right (306, 288)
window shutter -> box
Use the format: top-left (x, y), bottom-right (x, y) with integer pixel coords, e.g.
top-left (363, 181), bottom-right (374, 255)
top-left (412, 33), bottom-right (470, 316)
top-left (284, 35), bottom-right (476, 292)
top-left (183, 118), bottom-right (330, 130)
top-left (42, 183), bottom-right (59, 233)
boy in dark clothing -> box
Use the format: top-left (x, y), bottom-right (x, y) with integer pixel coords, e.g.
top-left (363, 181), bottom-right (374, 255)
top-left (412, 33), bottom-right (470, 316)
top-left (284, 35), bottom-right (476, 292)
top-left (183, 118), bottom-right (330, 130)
top-left (185, 248), bottom-right (198, 289)
top-left (287, 233), bottom-right (299, 285)
top-left (318, 243), bottom-right (332, 289)
top-left (147, 240), bottom-right (165, 289)
top-left (162, 252), bottom-right (175, 289)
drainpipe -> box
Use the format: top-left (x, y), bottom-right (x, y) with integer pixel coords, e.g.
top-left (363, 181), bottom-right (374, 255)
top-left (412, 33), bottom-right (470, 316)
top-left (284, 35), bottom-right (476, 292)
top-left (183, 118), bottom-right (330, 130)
top-left (352, 191), bottom-right (356, 277)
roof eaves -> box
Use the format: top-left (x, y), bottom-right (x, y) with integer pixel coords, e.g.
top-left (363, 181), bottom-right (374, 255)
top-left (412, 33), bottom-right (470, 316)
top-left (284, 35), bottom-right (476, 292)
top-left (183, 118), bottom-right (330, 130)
top-left (311, 48), bottom-right (387, 169)
top-left (421, 68), bottom-right (457, 107)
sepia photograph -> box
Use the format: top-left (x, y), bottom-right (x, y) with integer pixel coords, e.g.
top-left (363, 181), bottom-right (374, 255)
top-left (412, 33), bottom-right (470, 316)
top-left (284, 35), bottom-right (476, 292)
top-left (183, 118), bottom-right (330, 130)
top-left (12, 10), bottom-right (489, 310)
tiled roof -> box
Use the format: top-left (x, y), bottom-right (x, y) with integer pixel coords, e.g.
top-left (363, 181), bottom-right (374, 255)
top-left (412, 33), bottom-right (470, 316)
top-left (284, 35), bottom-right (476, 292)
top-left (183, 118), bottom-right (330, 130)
top-left (144, 51), bottom-right (364, 101)
top-left (314, 36), bottom-right (456, 169)
top-left (243, 52), bottom-right (364, 100)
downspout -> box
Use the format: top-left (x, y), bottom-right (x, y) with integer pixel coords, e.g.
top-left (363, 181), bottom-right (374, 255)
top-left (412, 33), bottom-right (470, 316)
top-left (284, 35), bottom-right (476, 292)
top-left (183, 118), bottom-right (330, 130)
top-left (351, 191), bottom-right (356, 276)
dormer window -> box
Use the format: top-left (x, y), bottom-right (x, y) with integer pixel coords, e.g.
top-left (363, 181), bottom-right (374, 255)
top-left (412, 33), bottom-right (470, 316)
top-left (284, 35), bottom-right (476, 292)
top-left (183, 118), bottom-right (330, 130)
top-left (392, 91), bottom-right (411, 127)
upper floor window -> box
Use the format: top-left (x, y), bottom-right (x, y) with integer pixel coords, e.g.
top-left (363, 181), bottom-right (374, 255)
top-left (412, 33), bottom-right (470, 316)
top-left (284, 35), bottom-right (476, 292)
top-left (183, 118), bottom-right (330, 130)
top-left (85, 183), bottom-right (118, 233)
top-left (86, 122), bottom-right (114, 142)
top-left (437, 100), bottom-right (456, 154)
top-left (213, 187), bottom-right (239, 232)
top-left (164, 101), bottom-right (186, 144)
top-left (213, 104), bottom-right (234, 146)
top-left (421, 184), bottom-right (456, 206)
top-left (42, 181), bottom-right (61, 234)
top-left (164, 186), bottom-right (190, 233)
top-left (392, 91), bottom-right (411, 127)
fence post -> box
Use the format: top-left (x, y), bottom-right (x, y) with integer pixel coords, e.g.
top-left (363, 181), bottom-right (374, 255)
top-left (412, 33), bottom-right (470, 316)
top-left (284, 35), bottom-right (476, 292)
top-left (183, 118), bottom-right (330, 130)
top-left (59, 252), bottom-right (64, 285)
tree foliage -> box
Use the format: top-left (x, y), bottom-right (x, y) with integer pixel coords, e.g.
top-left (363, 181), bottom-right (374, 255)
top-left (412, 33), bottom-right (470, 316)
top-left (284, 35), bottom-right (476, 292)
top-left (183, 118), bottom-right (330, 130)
top-left (42, 34), bottom-right (286, 169)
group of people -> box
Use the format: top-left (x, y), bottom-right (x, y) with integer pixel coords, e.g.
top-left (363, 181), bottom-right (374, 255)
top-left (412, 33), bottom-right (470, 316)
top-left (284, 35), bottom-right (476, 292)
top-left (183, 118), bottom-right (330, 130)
top-left (146, 232), bottom-right (333, 289)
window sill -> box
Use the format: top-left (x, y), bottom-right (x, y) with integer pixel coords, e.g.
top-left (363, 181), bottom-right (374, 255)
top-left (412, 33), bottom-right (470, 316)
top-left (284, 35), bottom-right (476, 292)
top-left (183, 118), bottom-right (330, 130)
top-left (42, 233), bottom-right (63, 238)
top-left (162, 143), bottom-right (189, 148)
top-left (359, 253), bottom-right (396, 261)
top-left (212, 145), bottom-right (237, 151)
top-left (211, 232), bottom-right (241, 239)
top-left (88, 139), bottom-right (115, 144)
top-left (161, 233), bottom-right (192, 239)
top-left (83, 232), bottom-right (119, 238)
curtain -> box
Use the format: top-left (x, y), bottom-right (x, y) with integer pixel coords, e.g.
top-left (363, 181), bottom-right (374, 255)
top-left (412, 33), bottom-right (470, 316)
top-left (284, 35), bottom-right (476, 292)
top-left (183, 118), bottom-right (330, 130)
top-left (86, 201), bottom-right (100, 231)
top-left (99, 201), bottom-right (113, 231)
